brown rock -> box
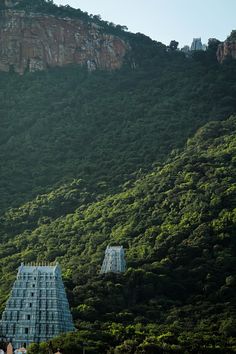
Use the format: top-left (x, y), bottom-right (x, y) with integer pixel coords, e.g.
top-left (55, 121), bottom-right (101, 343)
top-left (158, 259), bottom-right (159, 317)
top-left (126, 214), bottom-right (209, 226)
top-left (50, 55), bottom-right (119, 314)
top-left (217, 40), bottom-right (236, 63)
top-left (0, 10), bottom-right (129, 74)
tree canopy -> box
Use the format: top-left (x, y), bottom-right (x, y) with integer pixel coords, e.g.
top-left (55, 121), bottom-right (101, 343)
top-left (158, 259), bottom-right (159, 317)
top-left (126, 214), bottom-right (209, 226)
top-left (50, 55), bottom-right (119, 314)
top-left (0, 117), bottom-right (235, 353)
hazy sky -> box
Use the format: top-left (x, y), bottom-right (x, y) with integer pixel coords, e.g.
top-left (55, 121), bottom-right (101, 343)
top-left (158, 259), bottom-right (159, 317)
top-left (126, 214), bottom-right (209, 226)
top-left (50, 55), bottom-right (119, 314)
top-left (54, 0), bottom-right (235, 47)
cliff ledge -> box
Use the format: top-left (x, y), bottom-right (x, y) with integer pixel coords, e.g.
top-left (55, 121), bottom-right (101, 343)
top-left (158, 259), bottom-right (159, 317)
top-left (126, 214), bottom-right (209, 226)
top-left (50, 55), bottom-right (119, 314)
top-left (0, 9), bottom-right (129, 74)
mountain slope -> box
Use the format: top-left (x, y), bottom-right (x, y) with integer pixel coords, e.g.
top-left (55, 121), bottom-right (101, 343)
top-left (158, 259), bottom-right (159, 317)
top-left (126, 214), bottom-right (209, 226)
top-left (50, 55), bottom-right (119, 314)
top-left (0, 2), bottom-right (235, 352)
top-left (0, 1), bottom-right (235, 215)
top-left (1, 116), bottom-right (235, 353)
top-left (0, 53), bottom-right (236, 214)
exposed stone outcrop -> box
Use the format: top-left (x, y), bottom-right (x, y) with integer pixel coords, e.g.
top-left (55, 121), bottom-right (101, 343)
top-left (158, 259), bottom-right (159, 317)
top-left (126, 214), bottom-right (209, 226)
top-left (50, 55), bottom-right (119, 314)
top-left (0, 9), bottom-right (129, 74)
top-left (217, 40), bottom-right (236, 63)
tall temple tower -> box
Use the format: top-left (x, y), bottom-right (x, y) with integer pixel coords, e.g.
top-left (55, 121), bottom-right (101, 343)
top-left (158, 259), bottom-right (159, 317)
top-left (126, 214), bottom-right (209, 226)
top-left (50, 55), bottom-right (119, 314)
top-left (0, 263), bottom-right (74, 349)
top-left (191, 38), bottom-right (203, 51)
top-left (100, 246), bottom-right (126, 274)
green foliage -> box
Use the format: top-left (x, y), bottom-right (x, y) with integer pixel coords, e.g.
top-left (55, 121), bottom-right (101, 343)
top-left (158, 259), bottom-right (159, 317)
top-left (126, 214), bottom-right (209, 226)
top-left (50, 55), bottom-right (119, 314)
top-left (0, 47), bottom-right (235, 213)
top-left (1, 117), bottom-right (236, 353)
top-left (0, 2), bottom-right (235, 216)
top-left (0, 3), bottom-right (236, 350)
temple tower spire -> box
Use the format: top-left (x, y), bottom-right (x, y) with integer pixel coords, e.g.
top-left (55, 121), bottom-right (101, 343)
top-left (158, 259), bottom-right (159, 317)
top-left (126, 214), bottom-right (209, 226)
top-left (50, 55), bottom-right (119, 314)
top-left (100, 246), bottom-right (126, 274)
top-left (0, 263), bottom-right (74, 349)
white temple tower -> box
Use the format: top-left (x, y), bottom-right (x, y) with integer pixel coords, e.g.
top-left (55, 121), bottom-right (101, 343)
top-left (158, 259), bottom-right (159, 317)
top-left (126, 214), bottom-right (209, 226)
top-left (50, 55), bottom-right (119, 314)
top-left (100, 246), bottom-right (126, 274)
top-left (191, 38), bottom-right (203, 51)
top-left (0, 263), bottom-right (74, 349)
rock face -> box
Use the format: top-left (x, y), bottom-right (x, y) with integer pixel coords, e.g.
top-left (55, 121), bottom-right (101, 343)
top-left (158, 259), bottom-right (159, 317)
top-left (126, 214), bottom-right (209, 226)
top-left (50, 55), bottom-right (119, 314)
top-left (0, 10), bottom-right (129, 74)
top-left (217, 40), bottom-right (236, 63)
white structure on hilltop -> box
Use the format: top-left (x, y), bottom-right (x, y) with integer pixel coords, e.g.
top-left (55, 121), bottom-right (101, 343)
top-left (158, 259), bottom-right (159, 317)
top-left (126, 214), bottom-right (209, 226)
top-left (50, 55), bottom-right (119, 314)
top-left (191, 38), bottom-right (203, 51)
top-left (100, 246), bottom-right (126, 274)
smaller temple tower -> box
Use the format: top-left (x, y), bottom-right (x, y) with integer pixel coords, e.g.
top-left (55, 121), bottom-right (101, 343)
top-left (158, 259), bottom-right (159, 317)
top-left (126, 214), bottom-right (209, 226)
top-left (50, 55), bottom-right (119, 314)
top-left (100, 246), bottom-right (126, 274)
top-left (191, 38), bottom-right (203, 51)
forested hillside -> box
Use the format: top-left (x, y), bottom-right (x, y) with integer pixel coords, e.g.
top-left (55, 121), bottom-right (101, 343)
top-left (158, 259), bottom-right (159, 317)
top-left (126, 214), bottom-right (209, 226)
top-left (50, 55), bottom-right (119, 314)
top-left (0, 48), bottom-right (236, 213)
top-left (0, 116), bottom-right (235, 353)
top-left (0, 1), bottom-right (236, 352)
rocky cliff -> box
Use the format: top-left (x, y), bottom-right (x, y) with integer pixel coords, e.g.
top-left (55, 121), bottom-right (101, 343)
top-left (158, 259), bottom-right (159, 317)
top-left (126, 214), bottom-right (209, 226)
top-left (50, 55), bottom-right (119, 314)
top-left (217, 31), bottom-right (236, 63)
top-left (217, 40), bottom-right (236, 63)
top-left (0, 9), bottom-right (129, 74)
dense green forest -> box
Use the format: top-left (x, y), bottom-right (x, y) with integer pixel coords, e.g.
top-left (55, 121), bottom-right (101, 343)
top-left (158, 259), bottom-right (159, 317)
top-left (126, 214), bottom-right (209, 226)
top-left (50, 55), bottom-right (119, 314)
top-left (0, 1), bottom-right (236, 352)
top-left (0, 40), bottom-right (236, 213)
top-left (0, 117), bottom-right (235, 353)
